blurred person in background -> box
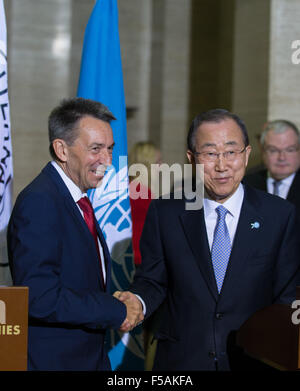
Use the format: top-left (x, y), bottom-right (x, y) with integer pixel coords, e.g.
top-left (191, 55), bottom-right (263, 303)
top-left (128, 141), bottom-right (162, 267)
top-left (244, 120), bottom-right (300, 217)
top-left (128, 141), bottom-right (162, 370)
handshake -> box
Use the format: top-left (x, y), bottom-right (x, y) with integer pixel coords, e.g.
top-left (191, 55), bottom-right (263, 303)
top-left (113, 291), bottom-right (144, 332)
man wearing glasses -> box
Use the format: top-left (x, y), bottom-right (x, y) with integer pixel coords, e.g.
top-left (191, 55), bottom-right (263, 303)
top-left (244, 120), bottom-right (300, 216)
top-left (116, 109), bottom-right (300, 370)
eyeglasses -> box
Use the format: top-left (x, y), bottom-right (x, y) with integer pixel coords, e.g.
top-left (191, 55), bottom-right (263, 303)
top-left (264, 146), bottom-right (299, 156)
top-left (193, 146), bottom-right (247, 162)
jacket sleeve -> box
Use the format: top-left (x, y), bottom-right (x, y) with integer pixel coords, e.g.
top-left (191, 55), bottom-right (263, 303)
top-left (7, 191), bottom-right (126, 330)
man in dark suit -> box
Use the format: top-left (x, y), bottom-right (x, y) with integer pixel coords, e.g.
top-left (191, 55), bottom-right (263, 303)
top-left (115, 109), bottom-right (300, 370)
top-left (7, 98), bottom-right (143, 371)
top-left (244, 120), bottom-right (300, 214)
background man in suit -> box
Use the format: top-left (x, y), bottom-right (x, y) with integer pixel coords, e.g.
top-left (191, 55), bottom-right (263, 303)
top-left (7, 97), bottom-right (143, 371)
top-left (115, 109), bottom-right (300, 370)
top-left (244, 120), bottom-right (300, 213)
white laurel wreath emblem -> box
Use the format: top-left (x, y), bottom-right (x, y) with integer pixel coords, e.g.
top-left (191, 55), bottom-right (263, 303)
top-left (91, 164), bottom-right (132, 263)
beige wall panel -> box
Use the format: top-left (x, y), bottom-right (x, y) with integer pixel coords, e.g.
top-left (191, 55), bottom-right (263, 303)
top-left (268, 0), bottom-right (300, 128)
top-left (9, 0), bottom-right (71, 199)
top-left (160, 0), bottom-right (191, 166)
top-left (118, 0), bottom-right (152, 151)
top-left (232, 0), bottom-right (270, 168)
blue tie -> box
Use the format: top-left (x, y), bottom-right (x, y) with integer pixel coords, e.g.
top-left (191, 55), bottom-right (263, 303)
top-left (211, 205), bottom-right (231, 293)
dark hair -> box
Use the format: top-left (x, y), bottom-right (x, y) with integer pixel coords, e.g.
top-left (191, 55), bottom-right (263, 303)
top-left (48, 97), bottom-right (116, 160)
top-left (187, 108), bottom-right (249, 152)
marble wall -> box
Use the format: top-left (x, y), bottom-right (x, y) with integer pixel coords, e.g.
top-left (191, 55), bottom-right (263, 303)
top-left (7, 0), bottom-right (73, 198)
top-left (231, 0), bottom-right (271, 166)
top-left (118, 0), bottom-right (152, 147)
top-left (4, 0), bottom-right (300, 199)
top-left (268, 0), bottom-right (300, 127)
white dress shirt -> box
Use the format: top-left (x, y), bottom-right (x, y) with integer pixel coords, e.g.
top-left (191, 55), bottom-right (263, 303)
top-left (266, 172), bottom-right (295, 199)
top-left (203, 183), bottom-right (244, 250)
top-left (51, 161), bottom-right (106, 283)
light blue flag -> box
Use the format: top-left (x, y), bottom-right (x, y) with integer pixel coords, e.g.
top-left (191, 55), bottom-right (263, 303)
top-left (77, 0), bottom-right (144, 370)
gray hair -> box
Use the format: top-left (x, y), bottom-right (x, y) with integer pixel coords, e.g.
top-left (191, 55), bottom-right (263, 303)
top-left (260, 119), bottom-right (300, 145)
top-left (48, 97), bottom-right (116, 160)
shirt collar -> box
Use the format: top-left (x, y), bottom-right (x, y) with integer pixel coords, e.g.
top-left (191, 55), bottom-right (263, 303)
top-left (51, 161), bottom-right (87, 203)
top-left (267, 171), bottom-right (296, 187)
top-left (203, 183), bottom-right (244, 218)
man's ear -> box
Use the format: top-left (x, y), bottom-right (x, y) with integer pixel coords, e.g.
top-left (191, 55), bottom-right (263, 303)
top-left (186, 150), bottom-right (195, 164)
top-left (245, 145), bottom-right (252, 167)
top-left (52, 139), bottom-right (68, 162)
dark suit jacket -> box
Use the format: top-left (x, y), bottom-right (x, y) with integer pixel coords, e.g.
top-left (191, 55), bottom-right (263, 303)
top-left (7, 162), bottom-right (126, 371)
top-left (243, 168), bottom-right (300, 214)
top-left (130, 185), bottom-right (300, 370)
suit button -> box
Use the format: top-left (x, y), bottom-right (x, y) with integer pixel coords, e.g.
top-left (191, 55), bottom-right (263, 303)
top-left (215, 313), bottom-right (223, 319)
top-left (208, 351), bottom-right (216, 358)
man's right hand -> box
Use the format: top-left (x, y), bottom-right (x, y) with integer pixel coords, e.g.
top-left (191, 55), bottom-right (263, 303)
top-left (114, 291), bottom-right (144, 332)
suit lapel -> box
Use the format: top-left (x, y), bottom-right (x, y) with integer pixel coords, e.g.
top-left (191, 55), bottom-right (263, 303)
top-left (220, 185), bottom-right (264, 297)
top-left (95, 222), bottom-right (111, 293)
top-left (63, 198), bottom-right (106, 291)
top-left (42, 162), bottom-right (105, 290)
top-left (180, 186), bottom-right (266, 302)
top-left (180, 208), bottom-right (219, 302)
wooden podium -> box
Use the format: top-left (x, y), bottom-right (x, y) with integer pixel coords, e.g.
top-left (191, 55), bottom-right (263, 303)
top-left (0, 287), bottom-right (28, 371)
top-left (237, 290), bottom-right (300, 371)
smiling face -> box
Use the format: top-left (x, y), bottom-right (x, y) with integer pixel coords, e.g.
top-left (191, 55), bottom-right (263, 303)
top-left (54, 115), bottom-right (114, 192)
top-left (187, 118), bottom-right (251, 203)
top-left (262, 128), bottom-right (300, 180)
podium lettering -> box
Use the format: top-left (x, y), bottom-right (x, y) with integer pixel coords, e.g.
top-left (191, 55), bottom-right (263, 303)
top-left (291, 300), bottom-right (300, 325)
top-left (0, 300), bottom-right (6, 324)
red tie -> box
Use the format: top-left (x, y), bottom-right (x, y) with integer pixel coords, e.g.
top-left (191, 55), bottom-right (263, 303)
top-left (77, 196), bottom-right (105, 288)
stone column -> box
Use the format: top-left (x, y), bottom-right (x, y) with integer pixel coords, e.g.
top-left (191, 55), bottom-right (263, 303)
top-left (231, 0), bottom-right (271, 166)
top-left (9, 0), bottom-right (72, 198)
top-left (118, 0), bottom-right (152, 151)
top-left (268, 0), bottom-right (300, 128)
top-left (119, 0), bottom-right (192, 166)
top-left (69, 0), bottom-right (94, 97)
top-left (158, 0), bottom-right (192, 166)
